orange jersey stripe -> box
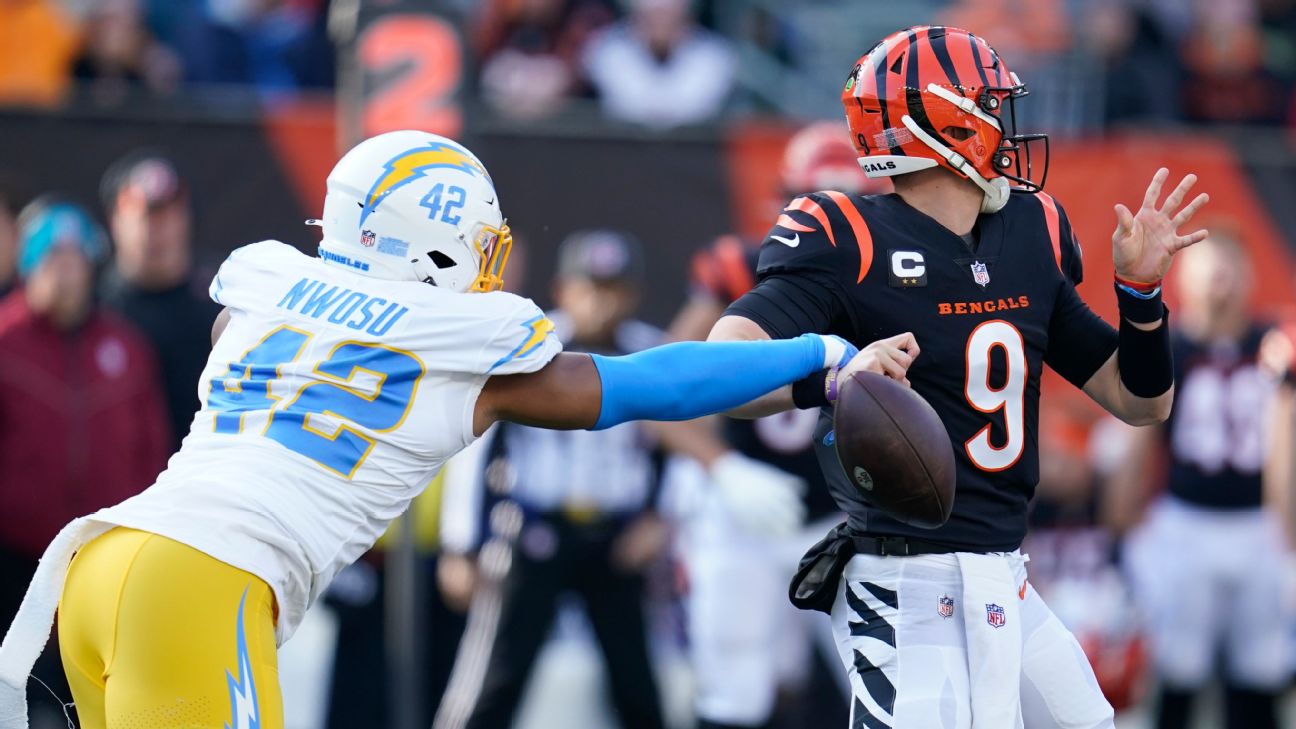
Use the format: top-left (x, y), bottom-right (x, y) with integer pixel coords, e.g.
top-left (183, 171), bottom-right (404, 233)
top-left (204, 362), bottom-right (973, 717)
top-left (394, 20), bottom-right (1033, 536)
top-left (1034, 191), bottom-right (1062, 271)
top-left (775, 214), bottom-right (816, 233)
top-left (821, 191), bottom-right (874, 282)
top-left (785, 197), bottom-right (835, 246)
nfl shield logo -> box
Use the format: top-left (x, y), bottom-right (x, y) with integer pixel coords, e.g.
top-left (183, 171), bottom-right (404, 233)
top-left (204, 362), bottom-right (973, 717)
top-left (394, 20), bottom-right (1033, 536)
top-left (938, 595), bottom-right (954, 619)
top-left (970, 261), bottom-right (990, 288)
top-left (360, 229), bottom-right (376, 247)
top-left (986, 603), bottom-right (1006, 628)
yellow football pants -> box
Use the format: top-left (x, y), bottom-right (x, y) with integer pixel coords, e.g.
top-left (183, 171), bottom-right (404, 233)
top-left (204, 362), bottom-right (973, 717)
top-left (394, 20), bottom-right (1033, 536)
top-left (57, 528), bottom-right (282, 729)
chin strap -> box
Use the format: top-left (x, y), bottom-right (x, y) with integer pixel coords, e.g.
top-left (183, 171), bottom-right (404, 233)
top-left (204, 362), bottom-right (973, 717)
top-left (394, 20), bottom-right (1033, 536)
top-left (900, 115), bottom-right (1011, 213)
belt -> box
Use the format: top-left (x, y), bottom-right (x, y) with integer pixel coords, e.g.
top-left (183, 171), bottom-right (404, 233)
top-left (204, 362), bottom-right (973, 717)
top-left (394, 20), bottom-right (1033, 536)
top-left (851, 535), bottom-right (991, 556)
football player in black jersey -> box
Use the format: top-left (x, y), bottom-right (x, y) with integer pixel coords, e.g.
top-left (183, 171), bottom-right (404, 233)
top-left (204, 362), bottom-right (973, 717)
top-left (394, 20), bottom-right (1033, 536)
top-left (709, 26), bottom-right (1210, 728)
top-left (1109, 232), bottom-right (1291, 729)
top-left (667, 123), bottom-right (889, 729)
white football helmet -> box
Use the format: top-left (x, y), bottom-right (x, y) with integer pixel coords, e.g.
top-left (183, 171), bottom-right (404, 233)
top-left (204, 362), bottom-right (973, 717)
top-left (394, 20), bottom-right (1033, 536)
top-left (313, 130), bottom-right (511, 292)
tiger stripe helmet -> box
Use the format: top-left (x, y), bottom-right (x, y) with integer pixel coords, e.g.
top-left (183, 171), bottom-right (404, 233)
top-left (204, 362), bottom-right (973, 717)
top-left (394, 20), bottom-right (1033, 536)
top-left (842, 26), bottom-right (1049, 213)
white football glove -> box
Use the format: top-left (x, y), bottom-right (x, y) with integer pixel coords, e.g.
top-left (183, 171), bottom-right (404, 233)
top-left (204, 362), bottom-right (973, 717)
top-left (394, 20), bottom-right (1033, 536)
top-left (710, 452), bottom-right (807, 537)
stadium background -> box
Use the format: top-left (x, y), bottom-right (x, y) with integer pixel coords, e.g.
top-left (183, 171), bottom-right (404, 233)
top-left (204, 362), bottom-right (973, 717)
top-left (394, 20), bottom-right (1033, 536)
top-left (1, 0), bottom-right (1295, 727)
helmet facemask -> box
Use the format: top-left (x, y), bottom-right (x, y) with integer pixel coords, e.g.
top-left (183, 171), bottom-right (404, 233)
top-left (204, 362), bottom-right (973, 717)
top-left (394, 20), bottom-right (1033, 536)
top-left (467, 222), bottom-right (513, 293)
top-left (979, 73), bottom-right (1049, 194)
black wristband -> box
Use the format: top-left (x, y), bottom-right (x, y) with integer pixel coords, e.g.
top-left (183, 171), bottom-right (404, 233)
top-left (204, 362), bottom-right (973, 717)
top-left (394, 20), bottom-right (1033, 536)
top-left (1118, 307), bottom-right (1174, 398)
top-left (792, 368), bottom-right (831, 409)
top-left (1114, 282), bottom-right (1165, 325)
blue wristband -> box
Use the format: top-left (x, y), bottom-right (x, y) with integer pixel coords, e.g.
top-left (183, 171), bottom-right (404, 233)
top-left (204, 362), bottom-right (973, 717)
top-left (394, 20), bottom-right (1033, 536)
top-left (590, 335), bottom-right (825, 430)
top-left (1115, 283), bottom-right (1161, 300)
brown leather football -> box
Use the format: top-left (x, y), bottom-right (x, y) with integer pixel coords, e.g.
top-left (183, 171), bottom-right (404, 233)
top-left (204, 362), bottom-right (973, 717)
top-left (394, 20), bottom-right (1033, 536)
top-left (832, 371), bottom-right (956, 528)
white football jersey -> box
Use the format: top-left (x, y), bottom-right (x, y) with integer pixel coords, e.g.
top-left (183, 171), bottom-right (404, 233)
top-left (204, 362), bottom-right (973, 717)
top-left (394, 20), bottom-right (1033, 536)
top-left (95, 241), bottom-right (561, 641)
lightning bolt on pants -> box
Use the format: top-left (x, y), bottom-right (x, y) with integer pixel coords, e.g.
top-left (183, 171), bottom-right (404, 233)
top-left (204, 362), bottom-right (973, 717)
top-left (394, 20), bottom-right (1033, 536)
top-left (57, 528), bottom-right (283, 729)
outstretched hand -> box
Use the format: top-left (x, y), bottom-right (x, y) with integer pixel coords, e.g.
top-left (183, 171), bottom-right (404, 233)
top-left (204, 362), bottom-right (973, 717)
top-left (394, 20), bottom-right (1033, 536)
top-left (1112, 167), bottom-right (1210, 283)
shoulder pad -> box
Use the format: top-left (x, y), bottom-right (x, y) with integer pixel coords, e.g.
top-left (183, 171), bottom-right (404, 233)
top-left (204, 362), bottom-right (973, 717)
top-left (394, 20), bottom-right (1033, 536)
top-left (209, 240), bottom-right (306, 310)
top-left (473, 292), bottom-right (562, 376)
top-left (759, 192), bottom-right (876, 284)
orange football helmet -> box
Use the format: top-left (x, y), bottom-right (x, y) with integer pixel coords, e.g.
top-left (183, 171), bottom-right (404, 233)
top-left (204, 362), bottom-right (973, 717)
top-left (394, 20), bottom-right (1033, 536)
top-left (841, 25), bottom-right (1048, 212)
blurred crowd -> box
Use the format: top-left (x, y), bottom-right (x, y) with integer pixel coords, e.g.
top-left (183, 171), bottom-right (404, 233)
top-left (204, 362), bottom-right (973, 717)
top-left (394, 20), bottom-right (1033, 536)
top-left (5, 0), bottom-right (1296, 128)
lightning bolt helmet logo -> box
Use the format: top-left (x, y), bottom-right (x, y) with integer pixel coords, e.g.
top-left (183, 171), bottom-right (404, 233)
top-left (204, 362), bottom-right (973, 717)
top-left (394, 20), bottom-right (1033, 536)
top-left (357, 142), bottom-right (490, 228)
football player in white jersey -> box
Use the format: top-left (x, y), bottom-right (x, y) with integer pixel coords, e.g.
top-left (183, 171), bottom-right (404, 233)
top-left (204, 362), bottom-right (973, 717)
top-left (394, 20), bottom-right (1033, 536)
top-left (0, 131), bottom-right (913, 729)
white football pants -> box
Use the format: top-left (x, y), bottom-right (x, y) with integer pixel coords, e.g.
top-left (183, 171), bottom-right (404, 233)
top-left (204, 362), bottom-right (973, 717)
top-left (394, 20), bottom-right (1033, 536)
top-left (831, 550), bottom-right (1115, 729)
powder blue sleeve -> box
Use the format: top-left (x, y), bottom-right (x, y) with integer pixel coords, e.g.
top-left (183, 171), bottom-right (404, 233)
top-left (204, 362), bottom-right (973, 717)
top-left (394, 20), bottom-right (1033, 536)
top-left (589, 334), bottom-right (827, 430)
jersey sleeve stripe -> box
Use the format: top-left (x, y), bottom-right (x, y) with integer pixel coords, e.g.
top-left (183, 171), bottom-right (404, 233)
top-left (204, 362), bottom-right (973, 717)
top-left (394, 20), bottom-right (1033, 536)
top-left (489, 315), bottom-right (556, 372)
top-left (820, 190), bottom-right (874, 283)
top-left (785, 196), bottom-right (836, 246)
top-left (775, 214), bottom-right (816, 233)
top-left (1034, 191), bottom-right (1062, 271)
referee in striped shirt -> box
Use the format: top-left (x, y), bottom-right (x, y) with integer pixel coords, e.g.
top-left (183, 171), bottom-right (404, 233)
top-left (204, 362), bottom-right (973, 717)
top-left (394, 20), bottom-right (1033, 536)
top-left (435, 231), bottom-right (669, 729)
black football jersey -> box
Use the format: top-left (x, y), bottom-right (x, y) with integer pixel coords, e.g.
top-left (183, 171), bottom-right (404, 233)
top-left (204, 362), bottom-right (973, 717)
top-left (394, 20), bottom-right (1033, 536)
top-left (727, 190), bottom-right (1118, 551)
top-left (690, 236), bottom-right (840, 520)
top-left (1162, 325), bottom-right (1271, 509)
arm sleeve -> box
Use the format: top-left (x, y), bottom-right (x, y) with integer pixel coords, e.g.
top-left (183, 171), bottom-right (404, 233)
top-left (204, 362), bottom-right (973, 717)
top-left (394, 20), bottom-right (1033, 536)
top-left (589, 334), bottom-right (830, 430)
top-left (1045, 281), bottom-right (1119, 389)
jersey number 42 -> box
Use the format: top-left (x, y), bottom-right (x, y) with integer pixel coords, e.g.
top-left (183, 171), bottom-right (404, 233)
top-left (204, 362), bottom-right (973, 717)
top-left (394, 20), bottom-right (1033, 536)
top-left (206, 325), bottom-right (425, 478)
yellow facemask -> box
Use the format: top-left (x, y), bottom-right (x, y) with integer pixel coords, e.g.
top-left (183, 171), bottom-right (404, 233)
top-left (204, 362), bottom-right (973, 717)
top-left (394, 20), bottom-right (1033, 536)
top-left (468, 222), bottom-right (513, 293)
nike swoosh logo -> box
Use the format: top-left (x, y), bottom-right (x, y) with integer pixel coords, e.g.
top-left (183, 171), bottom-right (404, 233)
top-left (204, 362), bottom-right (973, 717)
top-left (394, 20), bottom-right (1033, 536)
top-left (1018, 580), bottom-right (1028, 600)
top-left (771, 233), bottom-right (799, 247)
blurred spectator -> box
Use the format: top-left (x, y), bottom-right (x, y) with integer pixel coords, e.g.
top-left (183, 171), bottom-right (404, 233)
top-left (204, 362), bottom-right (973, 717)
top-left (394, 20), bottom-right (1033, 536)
top-left (71, 0), bottom-right (181, 102)
top-left (0, 0), bottom-right (80, 106)
top-left (1180, 0), bottom-right (1288, 123)
top-left (1259, 0), bottom-right (1296, 88)
top-left (1114, 232), bottom-right (1292, 729)
top-left (939, 0), bottom-right (1071, 59)
top-left (142, 0), bottom-right (204, 49)
top-left (176, 0), bottom-right (334, 95)
top-left (0, 179), bottom-right (23, 299)
top-left (1081, 1), bottom-right (1184, 125)
top-left (582, 0), bottom-right (735, 128)
top-left (99, 152), bottom-right (221, 451)
top-left (476, 0), bottom-right (617, 118)
top-left (434, 231), bottom-right (669, 729)
top-left (0, 198), bottom-right (169, 724)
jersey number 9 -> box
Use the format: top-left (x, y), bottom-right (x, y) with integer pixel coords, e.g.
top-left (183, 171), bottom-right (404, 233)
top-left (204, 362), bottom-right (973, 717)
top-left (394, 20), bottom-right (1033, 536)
top-left (964, 320), bottom-right (1027, 472)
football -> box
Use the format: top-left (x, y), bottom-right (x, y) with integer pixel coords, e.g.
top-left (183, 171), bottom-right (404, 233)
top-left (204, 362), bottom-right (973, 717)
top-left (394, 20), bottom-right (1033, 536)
top-left (833, 371), bottom-right (956, 528)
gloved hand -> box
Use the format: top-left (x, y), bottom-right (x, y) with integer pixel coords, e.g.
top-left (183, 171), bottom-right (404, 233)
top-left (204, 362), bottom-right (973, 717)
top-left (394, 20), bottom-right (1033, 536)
top-left (710, 452), bottom-right (807, 537)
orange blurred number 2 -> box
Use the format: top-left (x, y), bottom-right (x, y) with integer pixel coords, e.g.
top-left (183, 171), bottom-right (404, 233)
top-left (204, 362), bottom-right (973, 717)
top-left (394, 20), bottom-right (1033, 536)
top-left (358, 14), bottom-right (464, 138)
